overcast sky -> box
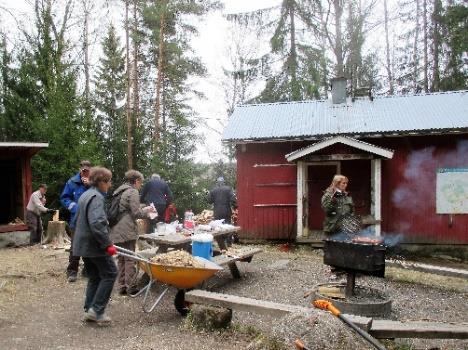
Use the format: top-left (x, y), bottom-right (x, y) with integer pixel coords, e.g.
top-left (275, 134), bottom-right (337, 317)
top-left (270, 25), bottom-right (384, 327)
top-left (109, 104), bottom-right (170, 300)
top-left (0, 0), bottom-right (285, 163)
top-left (0, 0), bottom-right (393, 163)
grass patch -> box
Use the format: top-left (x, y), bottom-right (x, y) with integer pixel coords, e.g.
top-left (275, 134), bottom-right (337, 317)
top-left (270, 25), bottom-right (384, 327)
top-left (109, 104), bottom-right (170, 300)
top-left (386, 267), bottom-right (468, 293)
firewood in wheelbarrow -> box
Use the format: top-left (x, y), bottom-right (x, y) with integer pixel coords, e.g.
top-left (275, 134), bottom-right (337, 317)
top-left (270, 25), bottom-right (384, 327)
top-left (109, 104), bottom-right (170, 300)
top-left (149, 250), bottom-right (204, 268)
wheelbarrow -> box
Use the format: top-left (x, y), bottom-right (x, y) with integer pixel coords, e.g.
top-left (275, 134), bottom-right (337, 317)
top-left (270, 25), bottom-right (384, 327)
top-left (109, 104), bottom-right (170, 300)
top-left (116, 246), bottom-right (222, 314)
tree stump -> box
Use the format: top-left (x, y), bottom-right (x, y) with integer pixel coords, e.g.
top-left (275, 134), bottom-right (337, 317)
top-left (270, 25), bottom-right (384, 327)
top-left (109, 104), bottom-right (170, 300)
top-left (189, 304), bottom-right (232, 330)
top-left (45, 221), bottom-right (68, 246)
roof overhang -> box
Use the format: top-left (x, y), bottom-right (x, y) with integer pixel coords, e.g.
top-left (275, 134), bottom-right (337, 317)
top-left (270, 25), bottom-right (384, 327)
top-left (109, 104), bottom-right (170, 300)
top-left (285, 136), bottom-right (394, 162)
top-left (0, 142), bottom-right (49, 156)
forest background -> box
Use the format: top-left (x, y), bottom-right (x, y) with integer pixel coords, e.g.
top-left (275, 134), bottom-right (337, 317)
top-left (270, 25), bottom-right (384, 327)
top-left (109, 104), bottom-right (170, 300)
top-left (0, 0), bottom-right (466, 216)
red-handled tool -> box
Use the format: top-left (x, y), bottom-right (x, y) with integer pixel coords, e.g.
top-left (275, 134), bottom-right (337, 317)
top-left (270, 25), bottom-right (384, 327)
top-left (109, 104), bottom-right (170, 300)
top-left (313, 299), bottom-right (386, 350)
top-left (294, 339), bottom-right (310, 350)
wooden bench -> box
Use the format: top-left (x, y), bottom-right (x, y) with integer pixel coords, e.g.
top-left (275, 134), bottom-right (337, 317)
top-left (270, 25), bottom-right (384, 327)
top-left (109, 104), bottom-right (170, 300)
top-left (212, 247), bottom-right (262, 278)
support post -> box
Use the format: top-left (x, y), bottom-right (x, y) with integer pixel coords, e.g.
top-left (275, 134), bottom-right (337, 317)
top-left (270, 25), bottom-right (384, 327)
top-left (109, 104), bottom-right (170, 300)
top-left (296, 161), bottom-right (308, 238)
top-left (371, 159), bottom-right (382, 236)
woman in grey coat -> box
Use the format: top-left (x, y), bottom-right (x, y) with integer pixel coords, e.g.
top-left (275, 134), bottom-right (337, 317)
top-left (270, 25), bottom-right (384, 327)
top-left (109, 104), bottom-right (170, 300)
top-left (73, 167), bottom-right (117, 326)
top-left (110, 170), bottom-right (154, 295)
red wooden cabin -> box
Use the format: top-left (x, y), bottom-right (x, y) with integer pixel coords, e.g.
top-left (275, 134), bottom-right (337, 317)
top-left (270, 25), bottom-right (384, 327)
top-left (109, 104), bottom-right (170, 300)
top-left (223, 87), bottom-right (468, 245)
top-left (0, 142), bottom-right (48, 235)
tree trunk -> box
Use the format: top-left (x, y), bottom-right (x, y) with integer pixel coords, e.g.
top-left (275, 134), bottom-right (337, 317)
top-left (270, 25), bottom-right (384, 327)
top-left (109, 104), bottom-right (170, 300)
top-left (423, 0), bottom-right (428, 92)
top-left (289, 2), bottom-right (299, 101)
top-left (431, 0), bottom-right (441, 92)
top-left (125, 0), bottom-right (133, 169)
top-left (319, 5), bottom-right (329, 98)
top-left (384, 0), bottom-right (394, 95)
top-left (413, 0), bottom-right (420, 91)
top-left (82, 0), bottom-right (90, 113)
top-left (333, 0), bottom-right (344, 77)
top-left (133, 0), bottom-right (140, 128)
top-left (154, 0), bottom-right (166, 151)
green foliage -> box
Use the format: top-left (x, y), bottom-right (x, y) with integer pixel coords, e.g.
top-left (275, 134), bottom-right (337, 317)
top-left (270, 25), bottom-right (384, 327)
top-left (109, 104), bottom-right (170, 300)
top-left (93, 24), bottom-right (128, 184)
top-left (140, 0), bottom-right (221, 215)
top-left (440, 4), bottom-right (468, 91)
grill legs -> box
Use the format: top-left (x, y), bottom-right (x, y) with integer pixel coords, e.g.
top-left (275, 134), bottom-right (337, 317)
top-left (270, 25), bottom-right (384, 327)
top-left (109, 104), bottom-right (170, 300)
top-left (345, 272), bottom-right (356, 297)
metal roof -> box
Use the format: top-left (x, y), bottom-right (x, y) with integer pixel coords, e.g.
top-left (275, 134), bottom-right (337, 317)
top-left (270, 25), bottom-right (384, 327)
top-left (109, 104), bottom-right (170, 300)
top-left (222, 91), bottom-right (468, 142)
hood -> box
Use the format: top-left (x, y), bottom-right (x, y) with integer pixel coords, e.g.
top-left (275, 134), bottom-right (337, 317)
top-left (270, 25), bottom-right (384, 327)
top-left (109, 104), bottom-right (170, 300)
top-left (113, 183), bottom-right (132, 196)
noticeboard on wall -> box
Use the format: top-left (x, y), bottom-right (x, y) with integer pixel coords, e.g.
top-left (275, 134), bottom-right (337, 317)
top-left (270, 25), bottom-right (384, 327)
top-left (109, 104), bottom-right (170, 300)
top-left (436, 168), bottom-right (468, 214)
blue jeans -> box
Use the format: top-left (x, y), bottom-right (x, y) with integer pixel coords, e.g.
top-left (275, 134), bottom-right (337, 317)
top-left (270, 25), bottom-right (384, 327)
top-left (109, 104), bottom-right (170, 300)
top-left (82, 256), bottom-right (117, 316)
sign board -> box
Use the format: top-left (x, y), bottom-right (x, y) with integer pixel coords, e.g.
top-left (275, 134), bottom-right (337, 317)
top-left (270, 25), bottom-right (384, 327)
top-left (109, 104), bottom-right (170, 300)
top-left (436, 168), bottom-right (468, 214)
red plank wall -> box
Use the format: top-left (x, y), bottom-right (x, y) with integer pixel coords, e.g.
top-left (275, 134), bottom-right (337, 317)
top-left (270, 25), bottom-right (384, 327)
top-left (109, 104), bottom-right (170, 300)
top-left (236, 142), bottom-right (298, 239)
top-left (370, 135), bottom-right (468, 244)
top-left (236, 135), bottom-right (468, 244)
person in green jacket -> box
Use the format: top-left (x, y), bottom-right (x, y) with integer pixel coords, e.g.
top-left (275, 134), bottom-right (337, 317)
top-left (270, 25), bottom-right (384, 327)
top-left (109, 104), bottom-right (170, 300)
top-left (321, 175), bottom-right (355, 235)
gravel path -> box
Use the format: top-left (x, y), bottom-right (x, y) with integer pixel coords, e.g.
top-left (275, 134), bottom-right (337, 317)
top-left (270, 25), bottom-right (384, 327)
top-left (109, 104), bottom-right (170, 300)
top-left (0, 245), bottom-right (466, 350)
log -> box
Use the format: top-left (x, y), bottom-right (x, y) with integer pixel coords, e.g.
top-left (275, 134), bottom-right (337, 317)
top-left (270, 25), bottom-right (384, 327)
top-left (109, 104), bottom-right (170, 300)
top-left (45, 221), bottom-right (67, 246)
top-left (370, 320), bottom-right (468, 339)
top-left (189, 304), bottom-right (232, 330)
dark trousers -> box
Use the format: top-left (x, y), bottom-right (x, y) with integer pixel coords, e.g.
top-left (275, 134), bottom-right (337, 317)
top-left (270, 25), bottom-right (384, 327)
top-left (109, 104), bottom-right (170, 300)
top-left (67, 229), bottom-right (81, 276)
top-left (26, 210), bottom-right (43, 245)
top-left (82, 256), bottom-right (117, 316)
top-left (149, 203), bottom-right (167, 231)
top-left (115, 240), bottom-right (137, 291)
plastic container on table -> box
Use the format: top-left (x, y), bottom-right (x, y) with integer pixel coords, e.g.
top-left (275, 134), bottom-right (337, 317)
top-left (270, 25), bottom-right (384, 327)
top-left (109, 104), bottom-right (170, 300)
top-left (184, 210), bottom-right (195, 229)
top-left (191, 233), bottom-right (213, 261)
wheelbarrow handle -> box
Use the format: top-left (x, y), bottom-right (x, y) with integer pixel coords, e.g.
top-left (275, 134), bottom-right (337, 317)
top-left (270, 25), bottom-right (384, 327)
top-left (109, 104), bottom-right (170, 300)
top-left (115, 245), bottom-right (139, 256)
top-left (116, 251), bottom-right (150, 264)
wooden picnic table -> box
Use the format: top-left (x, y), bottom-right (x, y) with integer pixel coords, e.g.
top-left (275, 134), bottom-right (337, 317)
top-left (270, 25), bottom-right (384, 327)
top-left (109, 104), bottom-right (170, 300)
top-left (139, 227), bottom-right (260, 279)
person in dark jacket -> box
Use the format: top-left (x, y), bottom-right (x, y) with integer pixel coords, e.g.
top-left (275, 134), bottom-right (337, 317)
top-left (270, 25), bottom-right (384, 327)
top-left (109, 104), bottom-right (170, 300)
top-left (321, 174), bottom-right (355, 235)
top-left (208, 177), bottom-right (237, 224)
top-left (73, 166), bottom-right (117, 327)
top-left (60, 160), bottom-right (92, 282)
top-left (110, 170), bottom-right (155, 295)
top-left (140, 174), bottom-right (173, 229)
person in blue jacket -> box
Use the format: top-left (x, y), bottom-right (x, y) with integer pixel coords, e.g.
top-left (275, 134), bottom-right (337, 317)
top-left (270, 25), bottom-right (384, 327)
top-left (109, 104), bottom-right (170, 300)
top-left (60, 160), bottom-right (92, 282)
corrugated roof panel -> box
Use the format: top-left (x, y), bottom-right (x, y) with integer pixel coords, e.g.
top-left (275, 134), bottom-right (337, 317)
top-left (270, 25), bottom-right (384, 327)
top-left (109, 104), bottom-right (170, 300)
top-left (223, 91), bottom-right (468, 141)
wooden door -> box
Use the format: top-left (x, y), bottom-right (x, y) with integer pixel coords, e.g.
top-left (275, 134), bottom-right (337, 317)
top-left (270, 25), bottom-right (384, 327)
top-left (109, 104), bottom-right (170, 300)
top-left (307, 164), bottom-right (338, 231)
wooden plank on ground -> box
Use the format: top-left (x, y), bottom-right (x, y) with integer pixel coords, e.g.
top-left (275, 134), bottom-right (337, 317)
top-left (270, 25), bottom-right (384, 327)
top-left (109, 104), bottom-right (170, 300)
top-left (185, 290), bottom-right (308, 317)
top-left (185, 289), bottom-right (371, 331)
top-left (186, 290), bottom-right (468, 339)
top-left (386, 259), bottom-right (468, 280)
top-left (370, 320), bottom-right (468, 339)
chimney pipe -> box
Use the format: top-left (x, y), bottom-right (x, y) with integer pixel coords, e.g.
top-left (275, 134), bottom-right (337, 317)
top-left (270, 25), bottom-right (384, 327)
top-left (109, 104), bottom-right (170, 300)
top-left (330, 77), bottom-right (347, 104)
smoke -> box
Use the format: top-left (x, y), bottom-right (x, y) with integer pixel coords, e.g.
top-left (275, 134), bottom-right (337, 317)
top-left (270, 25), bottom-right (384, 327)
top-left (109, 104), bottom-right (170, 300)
top-left (389, 139), bottom-right (468, 235)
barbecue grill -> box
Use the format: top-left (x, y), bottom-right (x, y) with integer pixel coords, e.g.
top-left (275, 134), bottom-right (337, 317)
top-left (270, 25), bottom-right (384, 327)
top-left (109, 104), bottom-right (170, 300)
top-left (323, 238), bottom-right (386, 297)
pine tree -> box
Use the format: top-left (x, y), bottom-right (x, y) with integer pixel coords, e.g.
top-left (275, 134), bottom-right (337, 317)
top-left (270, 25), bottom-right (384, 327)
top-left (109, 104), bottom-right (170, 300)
top-left (439, 2), bottom-right (468, 90)
top-left (93, 24), bottom-right (128, 182)
top-left (140, 0), bottom-right (221, 214)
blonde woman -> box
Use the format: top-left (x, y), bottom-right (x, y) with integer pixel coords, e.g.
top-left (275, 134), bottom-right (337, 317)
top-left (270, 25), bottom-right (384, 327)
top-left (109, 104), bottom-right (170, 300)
top-left (321, 175), bottom-right (355, 235)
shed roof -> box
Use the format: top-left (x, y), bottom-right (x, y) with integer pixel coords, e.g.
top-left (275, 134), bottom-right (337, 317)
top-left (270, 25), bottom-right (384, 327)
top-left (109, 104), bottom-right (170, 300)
top-left (222, 91), bottom-right (468, 142)
top-left (0, 142), bottom-right (49, 156)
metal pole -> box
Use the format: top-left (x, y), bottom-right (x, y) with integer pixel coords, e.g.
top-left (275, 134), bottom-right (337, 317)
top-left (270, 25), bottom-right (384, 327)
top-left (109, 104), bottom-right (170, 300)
top-left (338, 314), bottom-right (386, 350)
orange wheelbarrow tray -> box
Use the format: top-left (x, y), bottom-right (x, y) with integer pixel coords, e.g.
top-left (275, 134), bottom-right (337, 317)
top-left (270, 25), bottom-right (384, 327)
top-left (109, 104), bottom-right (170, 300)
top-left (116, 246), bottom-right (222, 313)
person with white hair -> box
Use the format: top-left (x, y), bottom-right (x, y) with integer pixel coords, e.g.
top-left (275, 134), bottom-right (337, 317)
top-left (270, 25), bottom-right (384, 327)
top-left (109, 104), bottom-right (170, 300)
top-left (140, 173), bottom-right (173, 230)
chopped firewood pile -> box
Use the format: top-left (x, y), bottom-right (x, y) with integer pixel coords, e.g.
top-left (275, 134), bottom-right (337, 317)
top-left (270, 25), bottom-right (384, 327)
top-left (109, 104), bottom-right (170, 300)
top-left (193, 210), bottom-right (213, 225)
top-left (149, 250), bottom-right (205, 268)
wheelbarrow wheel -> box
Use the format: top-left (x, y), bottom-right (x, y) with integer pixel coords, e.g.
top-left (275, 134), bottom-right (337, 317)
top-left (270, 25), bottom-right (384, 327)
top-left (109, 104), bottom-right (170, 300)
top-left (174, 289), bottom-right (191, 316)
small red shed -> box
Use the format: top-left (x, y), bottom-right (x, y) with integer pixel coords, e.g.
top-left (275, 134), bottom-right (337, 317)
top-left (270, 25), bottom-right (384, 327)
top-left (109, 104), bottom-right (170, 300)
top-left (0, 142), bottom-right (49, 235)
top-left (223, 89), bottom-right (468, 245)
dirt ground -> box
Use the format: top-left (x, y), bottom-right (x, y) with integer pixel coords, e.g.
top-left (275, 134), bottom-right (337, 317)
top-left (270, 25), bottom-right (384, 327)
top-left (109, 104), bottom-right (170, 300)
top-left (0, 245), bottom-right (467, 350)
